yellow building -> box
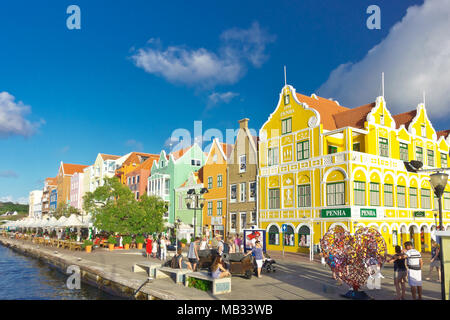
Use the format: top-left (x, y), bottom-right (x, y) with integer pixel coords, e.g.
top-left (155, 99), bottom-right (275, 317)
top-left (258, 84), bottom-right (450, 255)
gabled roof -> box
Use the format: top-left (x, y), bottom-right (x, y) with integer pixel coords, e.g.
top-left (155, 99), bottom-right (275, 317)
top-left (221, 143), bottom-right (234, 159)
top-left (333, 102), bottom-right (376, 129)
top-left (170, 146), bottom-right (193, 161)
top-left (45, 177), bottom-right (57, 186)
top-left (437, 130), bottom-right (450, 139)
top-left (127, 155), bottom-right (160, 176)
top-left (61, 163), bottom-right (89, 176)
top-left (392, 110), bottom-right (417, 129)
top-left (100, 154), bottom-right (120, 161)
top-left (179, 167), bottom-right (204, 188)
top-left (120, 152), bottom-right (158, 167)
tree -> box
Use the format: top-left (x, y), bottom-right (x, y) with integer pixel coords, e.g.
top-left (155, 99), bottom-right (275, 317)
top-left (54, 201), bottom-right (80, 218)
top-left (83, 177), bottom-right (165, 235)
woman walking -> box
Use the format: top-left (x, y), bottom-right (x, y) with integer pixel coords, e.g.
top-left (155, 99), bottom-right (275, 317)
top-left (387, 245), bottom-right (407, 300)
top-left (151, 235), bottom-right (158, 258)
top-left (160, 235), bottom-right (167, 261)
top-left (145, 235), bottom-right (153, 259)
top-left (426, 240), bottom-right (441, 281)
top-left (246, 240), bottom-right (265, 278)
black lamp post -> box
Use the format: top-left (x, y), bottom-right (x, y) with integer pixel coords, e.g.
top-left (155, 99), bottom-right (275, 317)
top-left (185, 188), bottom-right (208, 238)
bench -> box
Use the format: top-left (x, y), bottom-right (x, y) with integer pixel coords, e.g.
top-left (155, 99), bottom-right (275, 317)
top-left (156, 266), bottom-right (191, 284)
top-left (184, 271), bottom-right (231, 295)
top-left (132, 262), bottom-right (161, 278)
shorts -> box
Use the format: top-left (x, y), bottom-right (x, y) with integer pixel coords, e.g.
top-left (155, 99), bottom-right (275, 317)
top-left (256, 259), bottom-right (263, 268)
top-left (188, 258), bottom-right (198, 264)
top-left (430, 260), bottom-right (441, 268)
top-left (394, 270), bottom-right (407, 281)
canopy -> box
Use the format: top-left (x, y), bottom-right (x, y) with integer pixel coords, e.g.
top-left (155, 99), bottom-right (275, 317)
top-left (56, 216), bottom-right (68, 227)
top-left (65, 214), bottom-right (84, 227)
top-left (47, 217), bottom-right (58, 228)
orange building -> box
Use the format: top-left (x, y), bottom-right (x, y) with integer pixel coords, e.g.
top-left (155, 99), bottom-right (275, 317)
top-left (115, 152), bottom-right (157, 184)
top-left (126, 154), bottom-right (160, 200)
top-left (56, 162), bottom-right (89, 206)
top-left (202, 138), bottom-right (233, 238)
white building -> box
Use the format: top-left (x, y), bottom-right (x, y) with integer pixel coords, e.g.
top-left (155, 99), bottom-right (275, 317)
top-left (28, 190), bottom-right (43, 219)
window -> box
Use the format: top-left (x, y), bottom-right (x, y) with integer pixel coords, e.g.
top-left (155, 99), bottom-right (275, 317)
top-left (421, 189), bottom-right (431, 209)
top-left (230, 184), bottom-right (237, 203)
top-left (444, 192), bottom-right (450, 210)
top-left (207, 177), bottom-right (213, 189)
top-left (441, 153), bottom-right (448, 168)
top-left (132, 176), bottom-right (135, 184)
top-left (399, 143), bottom-right (409, 161)
top-left (217, 201), bottom-right (222, 216)
top-left (136, 192), bottom-right (140, 200)
top-left (239, 182), bottom-right (246, 202)
top-left (137, 175), bottom-right (140, 183)
top-left (410, 187), bottom-right (418, 208)
top-left (165, 179), bottom-right (169, 195)
top-left (327, 182), bottom-right (345, 206)
top-left (230, 213), bottom-right (237, 230)
top-left (283, 225), bottom-right (295, 246)
top-left (268, 225), bottom-right (279, 245)
top-left (250, 210), bottom-right (257, 224)
top-left (249, 182), bottom-right (256, 201)
top-left (353, 143), bottom-right (360, 152)
top-left (281, 118), bottom-right (292, 135)
top-left (191, 159), bottom-right (201, 166)
top-left (328, 145), bottom-right (337, 154)
top-left (207, 201), bottom-right (213, 216)
top-left (297, 140), bottom-right (310, 161)
top-left (160, 160), bottom-right (164, 167)
top-left (268, 147), bottom-right (279, 166)
top-left (284, 93), bottom-right (290, 105)
top-left (370, 183), bottom-right (380, 206)
top-left (240, 212), bottom-right (247, 231)
top-left (269, 188), bottom-right (280, 209)
top-left (397, 186), bottom-right (406, 208)
top-left (427, 150), bottom-right (434, 167)
top-left (239, 155), bottom-right (247, 173)
top-left (217, 174), bottom-right (223, 187)
top-left (298, 226), bottom-right (311, 247)
top-left (380, 115), bottom-right (385, 126)
top-left (416, 147), bottom-right (423, 163)
top-left (384, 184), bottom-right (394, 207)
top-left (379, 138), bottom-right (389, 157)
top-left (421, 125), bottom-right (426, 137)
top-left (297, 184), bottom-right (311, 207)
top-left (353, 181), bottom-right (365, 206)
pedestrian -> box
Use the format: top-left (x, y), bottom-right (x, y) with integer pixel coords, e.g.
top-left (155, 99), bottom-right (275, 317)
top-left (160, 235), bottom-right (167, 261)
top-left (403, 241), bottom-right (423, 300)
top-left (145, 235), bottom-right (152, 259)
top-left (211, 233), bottom-right (219, 249)
top-left (328, 249), bottom-right (342, 285)
top-left (426, 240), bottom-right (441, 282)
top-left (246, 240), bottom-right (265, 278)
top-left (387, 245), bottom-right (407, 300)
top-left (216, 234), bottom-right (224, 256)
top-left (152, 236), bottom-right (158, 258)
top-left (199, 235), bottom-right (209, 250)
top-left (234, 234), bottom-right (241, 253)
top-left (227, 238), bottom-right (235, 253)
top-left (210, 256), bottom-right (231, 279)
top-left (187, 237), bottom-right (200, 271)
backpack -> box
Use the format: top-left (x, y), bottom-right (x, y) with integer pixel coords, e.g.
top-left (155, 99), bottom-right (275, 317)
top-left (170, 255), bottom-right (181, 269)
top-left (223, 241), bottom-right (230, 254)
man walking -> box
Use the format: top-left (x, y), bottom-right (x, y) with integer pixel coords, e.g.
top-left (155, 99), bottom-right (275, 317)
top-left (403, 241), bottom-right (423, 300)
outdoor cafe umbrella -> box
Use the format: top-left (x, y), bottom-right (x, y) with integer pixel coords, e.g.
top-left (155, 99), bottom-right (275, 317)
top-left (56, 216), bottom-right (68, 228)
top-left (65, 214), bottom-right (84, 227)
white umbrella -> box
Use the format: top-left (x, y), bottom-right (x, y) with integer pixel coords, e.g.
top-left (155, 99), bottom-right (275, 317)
top-left (47, 217), bottom-right (58, 228)
top-left (65, 214), bottom-right (84, 227)
top-left (56, 216), bottom-right (68, 228)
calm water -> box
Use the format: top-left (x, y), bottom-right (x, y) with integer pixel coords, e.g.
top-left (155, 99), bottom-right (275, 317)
top-left (0, 245), bottom-right (122, 300)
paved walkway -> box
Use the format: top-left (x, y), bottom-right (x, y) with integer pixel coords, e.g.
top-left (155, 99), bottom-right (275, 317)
top-left (1, 238), bottom-right (443, 300)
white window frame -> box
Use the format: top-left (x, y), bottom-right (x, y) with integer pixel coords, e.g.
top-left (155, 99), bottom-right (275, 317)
top-left (239, 182), bottom-right (246, 202)
top-left (249, 181), bottom-right (256, 202)
top-left (230, 184), bottom-right (237, 203)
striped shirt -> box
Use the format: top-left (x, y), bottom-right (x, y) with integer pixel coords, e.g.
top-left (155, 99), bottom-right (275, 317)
top-left (405, 249), bottom-right (421, 269)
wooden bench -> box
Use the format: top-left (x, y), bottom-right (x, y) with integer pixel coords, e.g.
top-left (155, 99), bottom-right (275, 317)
top-left (132, 262), bottom-right (161, 278)
top-left (184, 271), bottom-right (231, 295)
top-left (156, 267), bottom-right (191, 284)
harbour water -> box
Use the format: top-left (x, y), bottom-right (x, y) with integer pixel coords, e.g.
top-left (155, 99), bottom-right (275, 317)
top-left (0, 245), bottom-right (121, 300)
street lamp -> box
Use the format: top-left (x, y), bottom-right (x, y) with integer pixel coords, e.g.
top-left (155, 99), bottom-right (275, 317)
top-left (185, 188), bottom-right (208, 238)
top-left (174, 217), bottom-right (181, 254)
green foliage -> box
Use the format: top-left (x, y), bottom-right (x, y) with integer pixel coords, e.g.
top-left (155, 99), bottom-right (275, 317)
top-left (84, 240), bottom-right (93, 246)
top-left (108, 235), bottom-right (116, 243)
top-left (54, 201), bottom-right (80, 218)
top-left (0, 202), bottom-right (28, 215)
top-left (122, 236), bottom-right (132, 244)
top-left (83, 177), bottom-right (165, 235)
top-left (135, 235), bottom-right (145, 244)
top-left (188, 277), bottom-right (211, 292)
top-left (180, 238), bottom-right (188, 244)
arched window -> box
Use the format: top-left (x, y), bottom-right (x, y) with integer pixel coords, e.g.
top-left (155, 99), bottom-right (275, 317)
top-left (268, 225), bottom-right (279, 245)
top-left (283, 225), bottom-right (295, 246)
top-left (298, 225), bottom-right (310, 247)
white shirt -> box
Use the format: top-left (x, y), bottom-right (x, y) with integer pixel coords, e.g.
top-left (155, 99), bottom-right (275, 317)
top-left (405, 249), bottom-right (421, 268)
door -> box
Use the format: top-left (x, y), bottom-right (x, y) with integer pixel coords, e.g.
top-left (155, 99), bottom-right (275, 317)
top-left (239, 212), bottom-right (247, 234)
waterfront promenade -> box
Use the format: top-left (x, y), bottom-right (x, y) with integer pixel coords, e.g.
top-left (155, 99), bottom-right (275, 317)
top-left (0, 236), bottom-right (442, 300)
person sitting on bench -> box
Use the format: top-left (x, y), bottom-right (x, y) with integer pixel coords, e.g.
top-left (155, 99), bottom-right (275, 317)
top-left (210, 256), bottom-right (231, 279)
top-left (171, 249), bottom-right (184, 269)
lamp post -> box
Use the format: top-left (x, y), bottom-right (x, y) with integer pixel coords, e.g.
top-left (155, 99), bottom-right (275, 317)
top-left (174, 217), bottom-right (181, 255)
top-left (429, 171), bottom-right (448, 301)
top-left (185, 188), bottom-right (208, 239)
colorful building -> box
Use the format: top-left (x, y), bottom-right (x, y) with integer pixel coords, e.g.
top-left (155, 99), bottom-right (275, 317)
top-left (115, 152), bottom-right (156, 185)
top-left (70, 171), bottom-right (84, 212)
top-left (90, 153), bottom-right (131, 191)
top-left (49, 189), bottom-right (57, 212)
top-left (258, 84), bottom-right (450, 255)
top-left (56, 162), bottom-right (89, 207)
top-left (125, 154), bottom-right (160, 200)
top-left (227, 119), bottom-right (259, 236)
top-left (202, 138), bottom-right (233, 238)
top-left (148, 144), bottom-right (206, 225)
top-left (29, 190), bottom-right (43, 218)
top-left (41, 177), bottom-right (57, 216)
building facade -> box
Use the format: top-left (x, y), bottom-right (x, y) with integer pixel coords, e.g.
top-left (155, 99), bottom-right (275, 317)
top-left (115, 152), bottom-right (155, 185)
top-left (49, 189), bottom-right (57, 212)
top-left (28, 190), bottom-right (43, 219)
top-left (227, 119), bottom-right (259, 236)
top-left (126, 154), bottom-right (160, 200)
top-left (41, 177), bottom-right (57, 216)
top-left (70, 171), bottom-right (84, 212)
top-left (258, 84), bottom-right (450, 255)
top-left (56, 162), bottom-right (89, 207)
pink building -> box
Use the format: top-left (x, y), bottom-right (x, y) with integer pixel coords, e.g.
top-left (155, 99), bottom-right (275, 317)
top-left (70, 171), bottom-right (84, 211)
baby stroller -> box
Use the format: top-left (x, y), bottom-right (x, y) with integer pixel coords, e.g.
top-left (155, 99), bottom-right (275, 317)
top-left (261, 254), bottom-right (276, 273)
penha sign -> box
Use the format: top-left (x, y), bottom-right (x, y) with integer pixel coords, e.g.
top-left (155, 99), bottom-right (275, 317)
top-left (321, 208), bottom-right (351, 218)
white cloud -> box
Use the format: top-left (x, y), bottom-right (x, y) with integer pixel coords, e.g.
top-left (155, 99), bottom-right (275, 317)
top-left (0, 170), bottom-right (18, 178)
top-left (0, 92), bottom-right (42, 138)
top-left (132, 22), bottom-right (275, 88)
top-left (125, 139), bottom-right (144, 152)
top-left (0, 195), bottom-right (28, 204)
top-left (317, 0), bottom-right (450, 118)
top-left (207, 91), bottom-right (239, 107)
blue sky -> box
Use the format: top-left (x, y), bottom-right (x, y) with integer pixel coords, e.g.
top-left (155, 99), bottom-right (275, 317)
top-left (3, 0), bottom-right (450, 204)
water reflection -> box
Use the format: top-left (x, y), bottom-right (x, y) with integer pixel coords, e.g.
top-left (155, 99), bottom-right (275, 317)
top-left (0, 245), bottom-right (123, 300)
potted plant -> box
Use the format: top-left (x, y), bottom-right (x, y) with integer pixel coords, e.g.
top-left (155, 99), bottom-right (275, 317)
top-left (84, 239), bottom-right (93, 253)
top-left (180, 238), bottom-right (188, 248)
top-left (136, 235), bottom-right (145, 250)
top-left (122, 236), bottom-right (132, 250)
top-left (107, 235), bottom-right (116, 251)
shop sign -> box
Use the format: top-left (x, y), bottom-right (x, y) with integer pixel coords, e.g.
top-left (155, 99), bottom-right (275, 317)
top-left (321, 208), bottom-right (351, 218)
top-left (360, 208), bottom-right (377, 218)
top-left (414, 211), bottom-right (425, 218)
top-left (211, 217), bottom-right (223, 225)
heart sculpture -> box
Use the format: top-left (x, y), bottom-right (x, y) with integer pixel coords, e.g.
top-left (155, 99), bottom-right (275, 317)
top-left (320, 226), bottom-right (387, 291)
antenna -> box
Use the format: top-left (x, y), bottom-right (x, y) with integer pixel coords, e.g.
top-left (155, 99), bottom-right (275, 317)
top-left (284, 65), bottom-right (287, 87)
top-left (423, 91), bottom-right (426, 106)
top-left (381, 72), bottom-right (385, 98)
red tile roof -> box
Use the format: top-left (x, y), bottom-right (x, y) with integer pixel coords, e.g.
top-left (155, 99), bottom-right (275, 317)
top-left (392, 110), bottom-right (417, 129)
top-left (333, 102), bottom-right (376, 129)
top-left (127, 155), bottom-right (160, 176)
top-left (437, 130), bottom-right (450, 139)
top-left (45, 177), bottom-right (57, 186)
top-left (62, 163), bottom-right (89, 175)
top-left (100, 154), bottom-right (120, 161)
